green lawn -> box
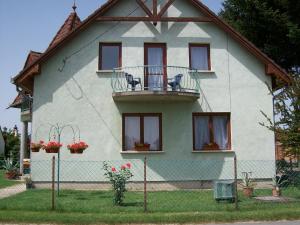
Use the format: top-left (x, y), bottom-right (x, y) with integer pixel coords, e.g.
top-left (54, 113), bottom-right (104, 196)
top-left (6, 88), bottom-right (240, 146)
top-left (0, 170), bottom-right (18, 188)
top-left (0, 188), bottom-right (300, 224)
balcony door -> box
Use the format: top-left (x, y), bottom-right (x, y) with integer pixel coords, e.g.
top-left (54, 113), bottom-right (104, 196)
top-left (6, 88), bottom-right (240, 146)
top-left (144, 43), bottom-right (167, 91)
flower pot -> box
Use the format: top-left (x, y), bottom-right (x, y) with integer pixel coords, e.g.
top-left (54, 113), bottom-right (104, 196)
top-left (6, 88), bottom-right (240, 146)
top-left (31, 147), bottom-right (41, 152)
top-left (134, 143), bottom-right (150, 151)
top-left (5, 171), bottom-right (17, 180)
top-left (243, 187), bottom-right (254, 197)
top-left (45, 147), bottom-right (60, 153)
top-left (69, 148), bottom-right (84, 154)
top-left (272, 188), bottom-right (281, 197)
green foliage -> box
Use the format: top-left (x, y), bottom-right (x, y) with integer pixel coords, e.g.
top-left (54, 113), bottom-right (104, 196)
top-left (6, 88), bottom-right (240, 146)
top-left (240, 172), bottom-right (256, 188)
top-left (2, 127), bottom-right (20, 163)
top-left (2, 158), bottom-right (18, 173)
top-left (220, 0), bottom-right (300, 161)
top-left (220, 0), bottom-right (300, 70)
top-left (103, 162), bottom-right (133, 205)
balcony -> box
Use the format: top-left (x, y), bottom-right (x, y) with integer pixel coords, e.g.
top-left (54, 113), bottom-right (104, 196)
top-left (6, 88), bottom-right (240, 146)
top-left (111, 66), bottom-right (200, 102)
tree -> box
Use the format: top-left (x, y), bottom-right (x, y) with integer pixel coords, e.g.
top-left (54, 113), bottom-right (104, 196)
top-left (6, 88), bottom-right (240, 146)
top-left (2, 127), bottom-right (20, 164)
top-left (220, 0), bottom-right (300, 162)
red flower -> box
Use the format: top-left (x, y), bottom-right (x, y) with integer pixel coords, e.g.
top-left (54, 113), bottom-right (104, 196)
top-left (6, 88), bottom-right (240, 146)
top-left (121, 165), bottom-right (126, 170)
top-left (112, 167), bottom-right (116, 172)
top-left (126, 163), bottom-right (131, 169)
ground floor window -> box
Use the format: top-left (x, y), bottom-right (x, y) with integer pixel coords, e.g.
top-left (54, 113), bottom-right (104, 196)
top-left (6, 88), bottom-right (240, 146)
top-left (193, 113), bottom-right (231, 151)
top-left (122, 113), bottom-right (162, 151)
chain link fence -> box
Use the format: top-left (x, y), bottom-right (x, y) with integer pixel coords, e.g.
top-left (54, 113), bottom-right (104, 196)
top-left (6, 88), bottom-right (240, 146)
top-left (0, 157), bottom-right (299, 213)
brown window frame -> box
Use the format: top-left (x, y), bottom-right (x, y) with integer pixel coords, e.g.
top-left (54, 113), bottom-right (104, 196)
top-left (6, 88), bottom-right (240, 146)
top-left (122, 113), bottom-right (162, 152)
top-left (192, 112), bottom-right (231, 151)
top-left (189, 43), bottom-right (211, 71)
top-left (98, 43), bottom-right (122, 70)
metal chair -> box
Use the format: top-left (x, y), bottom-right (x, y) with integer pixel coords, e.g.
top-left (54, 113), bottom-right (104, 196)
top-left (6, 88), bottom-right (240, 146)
top-left (168, 74), bottom-right (183, 91)
top-left (125, 73), bottom-right (141, 91)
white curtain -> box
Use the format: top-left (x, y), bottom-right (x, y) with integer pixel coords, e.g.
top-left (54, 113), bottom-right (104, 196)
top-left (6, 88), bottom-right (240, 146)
top-left (147, 47), bottom-right (163, 90)
top-left (213, 116), bottom-right (228, 150)
top-left (144, 117), bottom-right (160, 151)
top-left (125, 117), bottom-right (140, 150)
top-left (191, 46), bottom-right (208, 70)
top-left (194, 116), bottom-right (210, 150)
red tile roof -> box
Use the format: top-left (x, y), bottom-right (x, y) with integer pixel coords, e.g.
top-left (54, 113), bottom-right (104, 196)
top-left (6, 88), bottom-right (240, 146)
top-left (48, 12), bottom-right (81, 49)
top-left (23, 51), bottom-right (42, 70)
top-left (8, 93), bottom-right (24, 108)
top-left (13, 0), bottom-right (291, 93)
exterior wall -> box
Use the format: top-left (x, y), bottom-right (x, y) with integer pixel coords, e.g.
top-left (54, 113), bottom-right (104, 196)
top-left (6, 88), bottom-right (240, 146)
top-left (30, 0), bottom-right (276, 181)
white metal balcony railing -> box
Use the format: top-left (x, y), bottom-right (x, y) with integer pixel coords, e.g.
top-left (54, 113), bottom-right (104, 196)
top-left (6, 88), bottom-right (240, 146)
top-left (111, 66), bottom-right (200, 94)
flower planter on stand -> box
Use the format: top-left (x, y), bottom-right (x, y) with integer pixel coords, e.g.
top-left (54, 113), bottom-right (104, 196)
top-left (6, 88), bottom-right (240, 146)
top-left (43, 141), bottom-right (62, 154)
top-left (68, 141), bottom-right (88, 154)
top-left (30, 141), bottom-right (44, 152)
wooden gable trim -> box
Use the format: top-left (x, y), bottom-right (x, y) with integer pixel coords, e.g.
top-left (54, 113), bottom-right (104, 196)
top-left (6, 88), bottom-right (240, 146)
top-left (14, 0), bottom-right (291, 91)
top-left (136, 0), bottom-right (153, 17)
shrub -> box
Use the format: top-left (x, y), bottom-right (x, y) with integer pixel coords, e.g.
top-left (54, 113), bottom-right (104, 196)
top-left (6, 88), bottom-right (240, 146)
top-left (103, 162), bottom-right (133, 205)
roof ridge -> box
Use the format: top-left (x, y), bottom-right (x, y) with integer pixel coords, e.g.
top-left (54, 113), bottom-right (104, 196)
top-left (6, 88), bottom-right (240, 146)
top-left (48, 11), bottom-right (82, 49)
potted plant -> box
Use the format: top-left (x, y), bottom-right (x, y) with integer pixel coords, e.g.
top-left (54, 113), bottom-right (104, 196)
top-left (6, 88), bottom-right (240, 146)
top-left (134, 142), bottom-right (150, 151)
top-left (2, 159), bottom-right (18, 180)
top-left (241, 172), bottom-right (256, 197)
top-left (25, 176), bottom-right (33, 189)
top-left (30, 141), bottom-right (44, 152)
top-left (272, 175), bottom-right (288, 197)
top-left (67, 141), bottom-right (88, 154)
top-left (43, 141), bottom-right (62, 153)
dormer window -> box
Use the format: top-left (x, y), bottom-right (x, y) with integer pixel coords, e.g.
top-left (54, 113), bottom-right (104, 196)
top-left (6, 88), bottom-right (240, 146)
top-left (99, 43), bottom-right (122, 70)
top-left (189, 44), bottom-right (211, 70)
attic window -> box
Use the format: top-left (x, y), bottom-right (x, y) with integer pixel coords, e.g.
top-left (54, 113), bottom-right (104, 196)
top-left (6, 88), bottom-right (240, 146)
top-left (99, 43), bottom-right (122, 70)
top-left (189, 44), bottom-right (211, 70)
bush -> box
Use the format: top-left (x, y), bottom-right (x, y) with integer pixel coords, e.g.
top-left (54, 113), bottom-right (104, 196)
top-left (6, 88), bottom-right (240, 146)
top-left (103, 162), bottom-right (133, 205)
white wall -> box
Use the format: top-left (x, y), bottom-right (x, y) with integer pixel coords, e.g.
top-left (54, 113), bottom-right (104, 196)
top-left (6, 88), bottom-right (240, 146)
top-left (30, 0), bottom-right (276, 181)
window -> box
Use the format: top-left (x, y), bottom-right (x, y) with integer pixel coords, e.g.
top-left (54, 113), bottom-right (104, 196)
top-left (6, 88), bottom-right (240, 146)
top-left (193, 113), bottom-right (231, 151)
top-left (189, 44), bottom-right (211, 70)
top-left (123, 113), bottom-right (162, 151)
top-left (99, 43), bottom-right (122, 70)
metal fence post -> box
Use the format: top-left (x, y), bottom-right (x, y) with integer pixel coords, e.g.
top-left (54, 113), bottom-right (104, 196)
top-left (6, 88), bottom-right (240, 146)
top-left (144, 156), bottom-right (147, 212)
top-left (234, 155), bottom-right (239, 210)
top-left (52, 156), bottom-right (55, 210)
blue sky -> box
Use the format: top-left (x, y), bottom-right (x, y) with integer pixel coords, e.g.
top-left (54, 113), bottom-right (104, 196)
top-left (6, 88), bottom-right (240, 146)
top-left (0, 0), bottom-right (223, 129)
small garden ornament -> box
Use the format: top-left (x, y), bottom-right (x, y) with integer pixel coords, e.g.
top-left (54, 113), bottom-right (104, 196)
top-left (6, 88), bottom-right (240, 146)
top-left (103, 162), bottom-right (133, 205)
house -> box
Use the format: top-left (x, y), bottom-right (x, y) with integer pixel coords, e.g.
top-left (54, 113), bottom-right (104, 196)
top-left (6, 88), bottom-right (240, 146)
top-left (12, 0), bottom-right (290, 184)
top-left (0, 127), bottom-right (5, 156)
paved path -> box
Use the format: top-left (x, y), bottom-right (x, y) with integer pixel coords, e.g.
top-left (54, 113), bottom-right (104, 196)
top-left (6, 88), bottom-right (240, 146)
top-left (0, 183), bottom-right (26, 199)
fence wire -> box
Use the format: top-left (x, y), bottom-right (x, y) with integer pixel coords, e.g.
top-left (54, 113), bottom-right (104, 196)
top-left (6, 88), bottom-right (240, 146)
top-left (0, 158), bottom-right (299, 213)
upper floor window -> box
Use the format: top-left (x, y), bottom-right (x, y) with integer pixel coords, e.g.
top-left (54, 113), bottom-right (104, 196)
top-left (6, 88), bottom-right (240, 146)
top-left (99, 43), bottom-right (122, 70)
top-left (189, 44), bottom-right (211, 70)
top-left (193, 113), bottom-right (231, 151)
top-left (123, 113), bottom-right (162, 152)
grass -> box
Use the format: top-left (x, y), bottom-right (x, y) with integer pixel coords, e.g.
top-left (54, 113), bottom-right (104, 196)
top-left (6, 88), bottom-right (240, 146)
top-left (0, 188), bottom-right (300, 224)
top-left (0, 170), bottom-right (18, 188)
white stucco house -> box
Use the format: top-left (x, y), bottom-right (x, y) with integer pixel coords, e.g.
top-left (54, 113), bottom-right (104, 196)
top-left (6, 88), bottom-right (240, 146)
top-left (12, 0), bottom-right (290, 183)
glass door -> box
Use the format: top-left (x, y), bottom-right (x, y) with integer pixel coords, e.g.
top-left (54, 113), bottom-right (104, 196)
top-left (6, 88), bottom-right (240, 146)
top-left (144, 43), bottom-right (167, 91)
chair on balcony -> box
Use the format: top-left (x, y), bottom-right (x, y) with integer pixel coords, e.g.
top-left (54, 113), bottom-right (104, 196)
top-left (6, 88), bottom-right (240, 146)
top-left (168, 74), bottom-right (183, 91)
top-left (125, 73), bottom-right (141, 91)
